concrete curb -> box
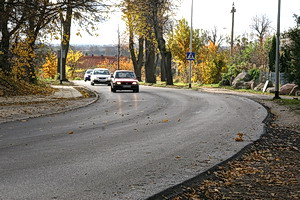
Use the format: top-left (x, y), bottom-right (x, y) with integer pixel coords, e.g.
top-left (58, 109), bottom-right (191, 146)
top-left (0, 86), bottom-right (99, 124)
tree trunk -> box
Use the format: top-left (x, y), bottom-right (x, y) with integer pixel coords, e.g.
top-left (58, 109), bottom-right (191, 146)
top-left (129, 33), bottom-right (144, 81)
top-left (137, 37), bottom-right (144, 81)
top-left (0, 4), bottom-right (11, 75)
top-left (59, 0), bottom-right (72, 81)
top-left (145, 39), bottom-right (156, 83)
top-left (129, 28), bottom-right (138, 77)
top-left (160, 55), bottom-right (166, 81)
top-left (151, 2), bottom-right (173, 85)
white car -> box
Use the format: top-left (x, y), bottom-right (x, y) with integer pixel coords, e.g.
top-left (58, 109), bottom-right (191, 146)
top-left (90, 68), bottom-right (111, 86)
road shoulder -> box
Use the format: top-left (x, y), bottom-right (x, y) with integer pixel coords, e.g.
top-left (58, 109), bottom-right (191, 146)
top-left (0, 85), bottom-right (98, 124)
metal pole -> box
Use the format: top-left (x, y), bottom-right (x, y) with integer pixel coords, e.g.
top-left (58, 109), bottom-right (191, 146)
top-left (274, 0), bottom-right (281, 99)
top-left (189, 0), bottom-right (193, 88)
top-left (230, 2), bottom-right (236, 56)
top-left (60, 21), bottom-right (63, 85)
top-left (117, 25), bottom-right (120, 70)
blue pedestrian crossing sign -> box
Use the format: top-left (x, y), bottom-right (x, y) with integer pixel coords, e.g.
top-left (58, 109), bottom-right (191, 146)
top-left (186, 52), bottom-right (195, 60)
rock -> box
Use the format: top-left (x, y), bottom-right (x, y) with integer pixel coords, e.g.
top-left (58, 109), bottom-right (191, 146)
top-left (280, 83), bottom-right (297, 95)
top-left (267, 87), bottom-right (275, 93)
top-left (232, 71), bottom-right (252, 87)
top-left (244, 80), bottom-right (254, 89)
top-left (233, 80), bottom-right (245, 89)
top-left (254, 83), bottom-right (265, 91)
top-left (289, 85), bottom-right (299, 96)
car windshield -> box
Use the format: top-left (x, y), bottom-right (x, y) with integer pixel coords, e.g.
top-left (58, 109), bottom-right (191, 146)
top-left (115, 72), bottom-right (136, 79)
top-left (86, 70), bottom-right (93, 74)
top-left (94, 70), bottom-right (109, 75)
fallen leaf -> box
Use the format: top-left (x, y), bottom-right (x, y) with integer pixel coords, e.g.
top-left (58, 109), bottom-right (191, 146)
top-left (68, 131), bottom-right (74, 135)
top-left (162, 119), bottom-right (169, 123)
top-left (235, 132), bottom-right (244, 142)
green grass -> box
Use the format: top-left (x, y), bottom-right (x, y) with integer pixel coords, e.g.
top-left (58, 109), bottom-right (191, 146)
top-left (273, 99), bottom-right (300, 113)
top-left (41, 79), bottom-right (75, 86)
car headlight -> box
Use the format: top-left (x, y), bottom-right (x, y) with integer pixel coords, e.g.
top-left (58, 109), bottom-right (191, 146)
top-left (117, 82), bottom-right (121, 85)
top-left (132, 82), bottom-right (138, 85)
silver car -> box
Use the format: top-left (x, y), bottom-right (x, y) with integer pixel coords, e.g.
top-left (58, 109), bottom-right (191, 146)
top-left (90, 68), bottom-right (111, 86)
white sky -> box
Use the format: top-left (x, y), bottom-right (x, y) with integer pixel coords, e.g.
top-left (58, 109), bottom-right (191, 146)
top-left (69, 0), bottom-right (300, 45)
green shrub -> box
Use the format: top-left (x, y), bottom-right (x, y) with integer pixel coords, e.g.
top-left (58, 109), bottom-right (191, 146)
top-left (248, 68), bottom-right (260, 80)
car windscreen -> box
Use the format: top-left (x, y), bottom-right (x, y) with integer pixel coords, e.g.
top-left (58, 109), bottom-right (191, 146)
top-left (94, 70), bottom-right (109, 75)
top-left (115, 72), bottom-right (136, 78)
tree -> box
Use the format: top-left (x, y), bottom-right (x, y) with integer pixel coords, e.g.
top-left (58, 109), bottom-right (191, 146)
top-left (208, 26), bottom-right (224, 47)
top-left (149, 0), bottom-right (174, 85)
top-left (250, 14), bottom-right (272, 45)
top-left (196, 41), bottom-right (228, 84)
top-left (282, 14), bottom-right (300, 85)
top-left (268, 35), bottom-right (276, 72)
top-left (41, 52), bottom-right (58, 79)
top-left (121, 0), bottom-right (144, 81)
top-left (167, 18), bottom-right (206, 82)
top-left (66, 49), bottom-right (83, 80)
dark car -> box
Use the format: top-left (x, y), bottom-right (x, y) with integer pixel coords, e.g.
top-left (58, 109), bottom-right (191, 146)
top-left (111, 70), bottom-right (139, 93)
top-left (84, 69), bottom-right (94, 81)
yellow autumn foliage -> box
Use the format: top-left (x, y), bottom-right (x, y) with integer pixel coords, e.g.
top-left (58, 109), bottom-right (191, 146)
top-left (10, 38), bottom-right (36, 81)
top-left (66, 49), bottom-right (83, 80)
top-left (41, 52), bottom-right (58, 79)
top-left (194, 41), bottom-right (228, 84)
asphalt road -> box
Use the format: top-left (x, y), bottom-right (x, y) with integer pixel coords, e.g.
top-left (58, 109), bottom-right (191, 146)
top-left (0, 82), bottom-right (267, 200)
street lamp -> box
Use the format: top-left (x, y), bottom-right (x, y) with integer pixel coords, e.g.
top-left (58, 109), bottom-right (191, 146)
top-left (188, 0), bottom-right (193, 88)
top-left (230, 2), bottom-right (236, 56)
top-left (274, 0), bottom-right (281, 99)
top-left (117, 24), bottom-right (120, 70)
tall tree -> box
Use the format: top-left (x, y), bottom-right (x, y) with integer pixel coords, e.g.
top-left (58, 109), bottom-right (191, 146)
top-left (0, 0), bottom-right (27, 75)
top-left (282, 14), bottom-right (300, 85)
top-left (121, 0), bottom-right (144, 81)
top-left (250, 14), bottom-right (272, 45)
top-left (167, 18), bottom-right (206, 82)
top-left (268, 35), bottom-right (276, 72)
top-left (149, 0), bottom-right (173, 85)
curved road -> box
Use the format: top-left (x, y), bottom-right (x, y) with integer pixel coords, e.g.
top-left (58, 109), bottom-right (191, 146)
top-left (0, 82), bottom-right (267, 200)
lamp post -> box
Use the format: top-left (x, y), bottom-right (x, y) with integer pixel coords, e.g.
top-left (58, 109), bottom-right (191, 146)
top-left (188, 0), bottom-right (193, 88)
top-left (274, 0), bottom-right (281, 99)
top-left (60, 21), bottom-right (63, 85)
top-left (117, 25), bottom-right (120, 70)
top-left (230, 2), bottom-right (236, 56)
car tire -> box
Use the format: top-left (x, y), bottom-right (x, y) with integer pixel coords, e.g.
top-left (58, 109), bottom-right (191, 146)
top-left (134, 88), bottom-right (139, 93)
top-left (91, 81), bottom-right (94, 86)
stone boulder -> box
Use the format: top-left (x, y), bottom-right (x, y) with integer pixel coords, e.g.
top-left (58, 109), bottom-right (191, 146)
top-left (232, 72), bottom-right (252, 86)
top-left (279, 84), bottom-right (297, 95)
top-left (254, 83), bottom-right (265, 91)
top-left (232, 72), bottom-right (253, 89)
top-left (289, 85), bottom-right (299, 96)
top-left (267, 87), bottom-right (275, 93)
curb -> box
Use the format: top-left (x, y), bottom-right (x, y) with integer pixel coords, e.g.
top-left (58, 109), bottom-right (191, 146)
top-left (0, 86), bottom-right (99, 124)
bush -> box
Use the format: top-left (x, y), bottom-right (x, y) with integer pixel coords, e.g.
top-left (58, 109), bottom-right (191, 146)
top-left (219, 64), bottom-right (240, 86)
top-left (248, 68), bottom-right (260, 81)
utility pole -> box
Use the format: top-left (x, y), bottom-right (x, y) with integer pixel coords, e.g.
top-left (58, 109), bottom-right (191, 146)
top-left (60, 21), bottom-right (63, 85)
top-left (188, 0), bottom-right (193, 88)
top-left (230, 2), bottom-right (236, 56)
top-left (117, 25), bottom-right (120, 70)
top-left (274, 0), bottom-right (281, 99)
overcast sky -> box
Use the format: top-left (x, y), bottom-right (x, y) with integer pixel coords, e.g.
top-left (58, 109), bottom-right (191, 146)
top-left (68, 0), bottom-right (300, 45)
